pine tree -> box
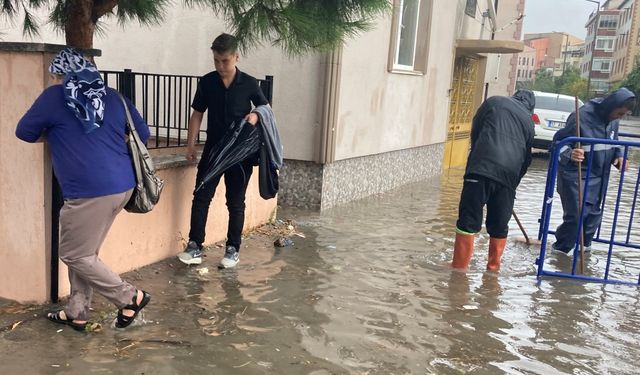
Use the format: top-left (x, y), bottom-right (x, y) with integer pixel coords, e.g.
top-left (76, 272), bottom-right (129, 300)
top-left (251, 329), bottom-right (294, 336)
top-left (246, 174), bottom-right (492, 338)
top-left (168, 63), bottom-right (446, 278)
top-left (1, 0), bottom-right (389, 53)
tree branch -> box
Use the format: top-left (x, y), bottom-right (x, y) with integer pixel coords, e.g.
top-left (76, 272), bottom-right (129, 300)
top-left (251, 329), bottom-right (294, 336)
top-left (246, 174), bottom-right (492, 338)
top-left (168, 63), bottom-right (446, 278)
top-left (93, 0), bottom-right (119, 21)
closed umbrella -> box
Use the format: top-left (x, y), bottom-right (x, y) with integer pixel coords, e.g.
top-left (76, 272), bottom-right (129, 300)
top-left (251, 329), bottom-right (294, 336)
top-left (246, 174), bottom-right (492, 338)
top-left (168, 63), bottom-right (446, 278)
top-left (195, 120), bottom-right (261, 193)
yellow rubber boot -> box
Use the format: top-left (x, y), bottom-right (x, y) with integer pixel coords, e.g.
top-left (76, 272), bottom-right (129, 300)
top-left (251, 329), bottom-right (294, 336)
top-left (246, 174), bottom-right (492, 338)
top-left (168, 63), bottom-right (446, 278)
top-left (487, 237), bottom-right (507, 271)
top-left (452, 233), bottom-right (475, 269)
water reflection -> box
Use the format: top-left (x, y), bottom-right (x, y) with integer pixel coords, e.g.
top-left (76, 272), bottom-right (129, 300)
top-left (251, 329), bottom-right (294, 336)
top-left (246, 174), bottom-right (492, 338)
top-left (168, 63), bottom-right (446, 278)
top-left (288, 153), bottom-right (640, 374)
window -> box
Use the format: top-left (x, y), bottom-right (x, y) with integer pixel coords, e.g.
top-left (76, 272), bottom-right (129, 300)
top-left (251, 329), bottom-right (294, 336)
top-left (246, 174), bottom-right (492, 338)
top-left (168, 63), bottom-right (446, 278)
top-left (465, 0), bottom-right (477, 17)
top-left (598, 15), bottom-right (618, 29)
top-left (535, 96), bottom-right (578, 113)
top-left (393, 0), bottom-right (421, 69)
top-left (591, 79), bottom-right (610, 92)
top-left (593, 58), bottom-right (611, 72)
top-left (595, 37), bottom-right (615, 51)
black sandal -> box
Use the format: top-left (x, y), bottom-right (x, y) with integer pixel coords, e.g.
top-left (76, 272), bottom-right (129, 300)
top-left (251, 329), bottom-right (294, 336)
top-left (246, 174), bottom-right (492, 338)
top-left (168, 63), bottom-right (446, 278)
top-left (46, 310), bottom-right (87, 332)
top-left (115, 290), bottom-right (151, 328)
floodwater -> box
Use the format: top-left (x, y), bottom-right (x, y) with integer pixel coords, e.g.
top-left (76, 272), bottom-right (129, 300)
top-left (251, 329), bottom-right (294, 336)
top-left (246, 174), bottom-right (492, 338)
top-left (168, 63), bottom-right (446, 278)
top-left (1, 150), bottom-right (640, 374)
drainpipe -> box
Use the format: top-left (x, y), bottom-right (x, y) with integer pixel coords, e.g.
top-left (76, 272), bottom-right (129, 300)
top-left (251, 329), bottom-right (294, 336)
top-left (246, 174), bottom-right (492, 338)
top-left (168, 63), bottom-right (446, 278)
top-left (319, 48), bottom-right (342, 164)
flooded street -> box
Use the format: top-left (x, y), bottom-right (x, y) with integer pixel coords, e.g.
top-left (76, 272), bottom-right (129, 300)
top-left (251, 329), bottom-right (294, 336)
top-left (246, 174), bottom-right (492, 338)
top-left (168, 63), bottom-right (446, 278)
top-left (1, 152), bottom-right (640, 374)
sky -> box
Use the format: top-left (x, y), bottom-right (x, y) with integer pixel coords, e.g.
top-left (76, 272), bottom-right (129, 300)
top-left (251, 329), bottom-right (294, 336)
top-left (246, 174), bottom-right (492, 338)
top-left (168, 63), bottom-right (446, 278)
top-left (522, 0), bottom-right (601, 40)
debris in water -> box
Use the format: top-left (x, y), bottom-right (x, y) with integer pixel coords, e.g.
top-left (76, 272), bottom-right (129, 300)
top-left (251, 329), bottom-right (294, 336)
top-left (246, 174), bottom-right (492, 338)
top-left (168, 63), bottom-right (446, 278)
top-left (274, 237), bottom-right (294, 247)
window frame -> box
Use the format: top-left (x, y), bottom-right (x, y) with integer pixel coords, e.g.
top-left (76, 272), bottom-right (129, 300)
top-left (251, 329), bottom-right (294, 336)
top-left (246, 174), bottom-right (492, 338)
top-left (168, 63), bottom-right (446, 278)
top-left (388, 0), bottom-right (432, 74)
top-left (392, 0), bottom-right (422, 71)
top-left (598, 14), bottom-right (619, 29)
top-left (592, 58), bottom-right (612, 72)
top-left (595, 36), bottom-right (615, 52)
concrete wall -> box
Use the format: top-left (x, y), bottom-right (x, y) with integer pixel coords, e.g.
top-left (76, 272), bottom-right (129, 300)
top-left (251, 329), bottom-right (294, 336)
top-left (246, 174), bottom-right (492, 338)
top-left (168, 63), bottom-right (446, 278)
top-left (56, 161), bottom-right (276, 297)
top-left (0, 47), bottom-right (277, 302)
top-left (0, 50), bottom-right (50, 302)
top-left (1, 6), bottom-right (325, 162)
top-left (333, 0), bottom-right (461, 161)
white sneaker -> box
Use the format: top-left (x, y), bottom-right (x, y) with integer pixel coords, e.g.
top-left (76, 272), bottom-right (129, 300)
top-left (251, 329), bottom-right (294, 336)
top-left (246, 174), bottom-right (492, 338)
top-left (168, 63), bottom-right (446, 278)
top-left (219, 246), bottom-right (239, 269)
top-left (178, 241), bottom-right (203, 265)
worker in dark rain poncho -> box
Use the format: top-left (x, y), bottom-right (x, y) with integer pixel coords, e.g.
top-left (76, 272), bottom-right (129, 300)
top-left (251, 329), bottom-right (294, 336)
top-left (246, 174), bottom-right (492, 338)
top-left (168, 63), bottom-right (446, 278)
top-left (552, 88), bottom-right (636, 255)
top-left (452, 90), bottom-right (535, 271)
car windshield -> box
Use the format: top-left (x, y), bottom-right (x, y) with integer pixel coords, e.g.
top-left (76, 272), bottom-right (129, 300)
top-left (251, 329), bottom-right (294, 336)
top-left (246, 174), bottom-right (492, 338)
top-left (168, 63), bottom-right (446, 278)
top-left (536, 96), bottom-right (578, 113)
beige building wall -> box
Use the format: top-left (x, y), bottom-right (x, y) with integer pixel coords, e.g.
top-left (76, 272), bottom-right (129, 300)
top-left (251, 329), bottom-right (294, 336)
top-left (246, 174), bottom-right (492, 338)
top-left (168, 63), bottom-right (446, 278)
top-left (0, 51), bottom-right (50, 302)
top-left (56, 163), bottom-right (275, 297)
top-left (333, 1), bottom-right (461, 161)
top-left (1, 6), bottom-right (325, 162)
top-left (487, 0), bottom-right (526, 97)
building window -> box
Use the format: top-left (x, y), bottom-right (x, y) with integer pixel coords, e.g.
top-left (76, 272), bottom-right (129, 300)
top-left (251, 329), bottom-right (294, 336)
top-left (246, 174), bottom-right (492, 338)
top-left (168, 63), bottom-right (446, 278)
top-left (593, 58), bottom-right (611, 72)
top-left (595, 37), bottom-right (615, 52)
top-left (465, 0), bottom-right (477, 17)
top-left (591, 79), bottom-right (610, 92)
top-left (598, 15), bottom-right (618, 29)
top-left (393, 0), bottom-right (421, 69)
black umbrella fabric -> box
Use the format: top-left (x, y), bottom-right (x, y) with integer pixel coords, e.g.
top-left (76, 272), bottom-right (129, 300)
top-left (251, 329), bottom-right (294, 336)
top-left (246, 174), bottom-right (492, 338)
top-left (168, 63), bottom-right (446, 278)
top-left (195, 120), bottom-right (261, 193)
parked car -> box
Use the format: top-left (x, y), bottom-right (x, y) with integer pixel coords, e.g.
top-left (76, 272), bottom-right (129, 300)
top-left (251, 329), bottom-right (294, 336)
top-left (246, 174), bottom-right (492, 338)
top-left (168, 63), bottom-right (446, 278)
top-left (531, 91), bottom-right (583, 150)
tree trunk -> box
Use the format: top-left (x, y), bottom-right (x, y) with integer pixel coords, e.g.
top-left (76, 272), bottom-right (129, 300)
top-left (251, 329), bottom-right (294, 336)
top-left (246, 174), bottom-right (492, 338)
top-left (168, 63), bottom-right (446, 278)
top-left (64, 0), bottom-right (95, 49)
top-left (64, 0), bottom-right (118, 49)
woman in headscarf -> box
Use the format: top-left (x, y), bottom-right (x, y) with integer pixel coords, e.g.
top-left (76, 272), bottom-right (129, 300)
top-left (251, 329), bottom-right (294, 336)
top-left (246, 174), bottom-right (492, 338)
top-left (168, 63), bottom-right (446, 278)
top-left (15, 48), bottom-right (151, 331)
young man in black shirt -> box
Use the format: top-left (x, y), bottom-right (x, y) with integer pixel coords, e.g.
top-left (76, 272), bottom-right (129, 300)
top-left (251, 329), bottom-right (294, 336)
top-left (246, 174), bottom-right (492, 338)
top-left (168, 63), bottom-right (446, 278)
top-left (178, 33), bottom-right (269, 268)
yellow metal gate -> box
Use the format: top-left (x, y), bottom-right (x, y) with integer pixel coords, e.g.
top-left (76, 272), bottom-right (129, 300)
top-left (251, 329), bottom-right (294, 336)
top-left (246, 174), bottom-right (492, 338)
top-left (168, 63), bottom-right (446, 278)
top-left (444, 56), bottom-right (479, 169)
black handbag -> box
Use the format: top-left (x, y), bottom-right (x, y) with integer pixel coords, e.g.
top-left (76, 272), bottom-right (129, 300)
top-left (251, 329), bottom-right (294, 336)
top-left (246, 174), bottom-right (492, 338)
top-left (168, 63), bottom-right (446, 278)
top-left (118, 93), bottom-right (164, 213)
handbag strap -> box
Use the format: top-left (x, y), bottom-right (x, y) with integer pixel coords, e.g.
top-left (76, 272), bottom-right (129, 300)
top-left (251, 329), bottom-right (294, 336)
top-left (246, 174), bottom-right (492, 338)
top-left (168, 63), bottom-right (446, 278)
top-left (117, 93), bottom-right (144, 185)
top-left (117, 93), bottom-right (142, 143)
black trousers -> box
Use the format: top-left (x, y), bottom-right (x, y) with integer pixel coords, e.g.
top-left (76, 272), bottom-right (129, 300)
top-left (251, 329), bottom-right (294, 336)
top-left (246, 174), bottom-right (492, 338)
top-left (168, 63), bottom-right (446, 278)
top-left (455, 175), bottom-right (515, 238)
top-left (188, 155), bottom-right (255, 251)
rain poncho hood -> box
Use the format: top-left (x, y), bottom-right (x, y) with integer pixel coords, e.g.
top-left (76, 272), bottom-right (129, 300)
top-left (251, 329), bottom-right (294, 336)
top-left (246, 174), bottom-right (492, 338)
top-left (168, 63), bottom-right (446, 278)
top-left (512, 89), bottom-right (536, 113)
top-left (591, 87), bottom-right (635, 122)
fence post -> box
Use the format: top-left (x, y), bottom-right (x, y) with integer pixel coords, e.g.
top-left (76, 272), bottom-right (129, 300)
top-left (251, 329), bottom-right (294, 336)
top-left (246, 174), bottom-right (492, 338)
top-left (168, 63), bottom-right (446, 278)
top-left (262, 75), bottom-right (274, 105)
top-left (119, 68), bottom-right (136, 103)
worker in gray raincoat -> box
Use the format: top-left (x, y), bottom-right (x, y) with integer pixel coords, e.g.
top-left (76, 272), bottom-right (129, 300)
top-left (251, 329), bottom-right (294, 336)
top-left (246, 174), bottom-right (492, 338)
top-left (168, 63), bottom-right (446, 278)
top-left (552, 88), bottom-right (636, 254)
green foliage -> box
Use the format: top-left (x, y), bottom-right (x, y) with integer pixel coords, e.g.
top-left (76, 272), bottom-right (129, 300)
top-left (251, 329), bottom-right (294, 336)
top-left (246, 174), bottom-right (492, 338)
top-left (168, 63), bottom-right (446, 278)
top-left (619, 56), bottom-right (640, 96)
top-left (618, 56), bottom-right (640, 114)
top-left (520, 67), bottom-right (588, 100)
top-left (530, 69), bottom-right (555, 92)
top-left (555, 67), bottom-right (587, 99)
top-left (0, 0), bottom-right (390, 54)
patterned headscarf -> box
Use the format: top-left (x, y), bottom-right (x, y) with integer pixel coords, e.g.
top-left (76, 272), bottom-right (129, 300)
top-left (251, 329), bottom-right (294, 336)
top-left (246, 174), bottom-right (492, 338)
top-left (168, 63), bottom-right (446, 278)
top-left (49, 48), bottom-right (106, 134)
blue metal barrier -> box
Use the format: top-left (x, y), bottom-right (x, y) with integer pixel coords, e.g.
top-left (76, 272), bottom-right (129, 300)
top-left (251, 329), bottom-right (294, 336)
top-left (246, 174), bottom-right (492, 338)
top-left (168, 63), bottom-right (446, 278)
top-left (536, 134), bottom-right (640, 285)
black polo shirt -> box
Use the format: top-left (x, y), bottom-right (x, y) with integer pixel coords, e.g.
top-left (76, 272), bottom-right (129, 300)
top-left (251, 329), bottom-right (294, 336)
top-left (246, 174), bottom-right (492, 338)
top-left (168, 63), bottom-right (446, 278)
top-left (191, 68), bottom-right (268, 142)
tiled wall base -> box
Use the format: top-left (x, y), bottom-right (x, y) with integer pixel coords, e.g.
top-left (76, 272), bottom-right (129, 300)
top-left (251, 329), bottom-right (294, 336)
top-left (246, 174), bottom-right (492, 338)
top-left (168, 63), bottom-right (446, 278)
top-left (280, 144), bottom-right (444, 211)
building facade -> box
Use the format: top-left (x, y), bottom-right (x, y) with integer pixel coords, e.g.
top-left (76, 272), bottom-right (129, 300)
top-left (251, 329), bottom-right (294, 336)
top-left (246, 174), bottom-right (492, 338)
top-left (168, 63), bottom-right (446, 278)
top-left (555, 43), bottom-right (586, 75)
top-left (516, 45), bottom-right (537, 83)
top-left (610, 0), bottom-right (639, 85)
top-left (525, 32), bottom-right (584, 73)
top-left (582, 8), bottom-right (621, 95)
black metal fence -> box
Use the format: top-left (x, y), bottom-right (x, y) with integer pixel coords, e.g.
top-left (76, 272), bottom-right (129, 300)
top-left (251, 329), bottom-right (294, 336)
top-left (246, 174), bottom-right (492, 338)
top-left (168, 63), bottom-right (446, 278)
top-left (102, 69), bottom-right (274, 149)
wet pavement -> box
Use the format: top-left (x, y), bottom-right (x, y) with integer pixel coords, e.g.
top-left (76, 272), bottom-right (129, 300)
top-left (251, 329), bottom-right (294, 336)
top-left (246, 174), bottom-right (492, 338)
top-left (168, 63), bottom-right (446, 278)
top-left (2, 152), bottom-right (640, 374)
